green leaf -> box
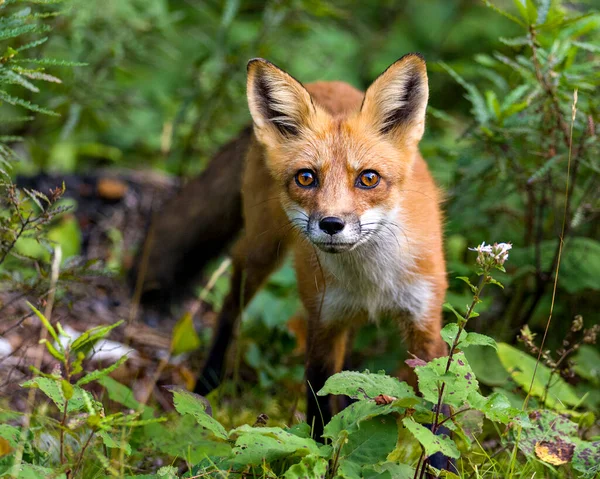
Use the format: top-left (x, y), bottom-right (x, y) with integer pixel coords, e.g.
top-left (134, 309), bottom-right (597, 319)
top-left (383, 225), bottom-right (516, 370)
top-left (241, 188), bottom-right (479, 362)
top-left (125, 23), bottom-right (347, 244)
top-left (27, 301), bottom-right (60, 345)
top-left (40, 338), bottom-right (65, 362)
top-left (402, 418), bottom-right (460, 459)
top-left (467, 391), bottom-right (523, 424)
top-left (230, 426), bottom-right (327, 467)
top-left (21, 376), bottom-right (97, 413)
top-left (441, 324), bottom-right (497, 350)
top-left (98, 376), bottom-right (142, 410)
top-left (415, 352), bottom-right (478, 408)
top-left (21, 377), bottom-right (64, 410)
top-left (440, 63), bottom-right (489, 125)
top-left (76, 354), bottom-right (129, 386)
top-left (482, 0), bottom-right (526, 26)
top-left (497, 343), bottom-right (581, 410)
top-left (464, 346), bottom-right (509, 387)
top-left (8, 464), bottom-right (66, 479)
top-left (0, 89), bottom-right (59, 116)
top-left (318, 370), bottom-right (417, 401)
top-left (362, 463), bottom-right (414, 479)
top-left (512, 0), bottom-right (530, 22)
top-left (284, 454), bottom-right (329, 479)
top-left (97, 429), bottom-right (132, 455)
top-left (170, 312), bottom-right (200, 356)
top-left (573, 440), bottom-right (600, 478)
top-left (336, 415), bottom-right (398, 474)
top-left (456, 276), bottom-right (476, 293)
top-left (443, 303), bottom-right (465, 324)
top-left (172, 389), bottom-right (227, 440)
top-left (573, 346), bottom-right (600, 385)
top-left (61, 379), bottom-right (73, 401)
top-left (511, 409), bottom-right (577, 457)
top-left (70, 321), bottom-right (124, 355)
top-left (323, 400), bottom-right (400, 443)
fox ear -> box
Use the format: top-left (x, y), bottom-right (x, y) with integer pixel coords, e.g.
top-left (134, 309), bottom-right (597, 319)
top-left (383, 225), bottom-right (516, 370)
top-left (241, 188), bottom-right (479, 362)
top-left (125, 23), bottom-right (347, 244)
top-left (247, 58), bottom-right (315, 143)
top-left (361, 53), bottom-right (429, 144)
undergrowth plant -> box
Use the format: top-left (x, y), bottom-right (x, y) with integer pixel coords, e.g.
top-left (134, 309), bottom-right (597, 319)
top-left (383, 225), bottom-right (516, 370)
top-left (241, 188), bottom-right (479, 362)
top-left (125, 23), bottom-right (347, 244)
top-left (0, 0), bottom-right (83, 289)
top-left (443, 0), bottom-right (600, 339)
top-left (0, 309), bottom-right (164, 478)
top-left (166, 243), bottom-right (597, 479)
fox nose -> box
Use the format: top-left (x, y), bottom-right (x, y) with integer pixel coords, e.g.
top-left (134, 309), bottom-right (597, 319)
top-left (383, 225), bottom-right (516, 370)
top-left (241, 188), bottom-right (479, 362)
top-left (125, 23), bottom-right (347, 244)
top-left (319, 216), bottom-right (345, 235)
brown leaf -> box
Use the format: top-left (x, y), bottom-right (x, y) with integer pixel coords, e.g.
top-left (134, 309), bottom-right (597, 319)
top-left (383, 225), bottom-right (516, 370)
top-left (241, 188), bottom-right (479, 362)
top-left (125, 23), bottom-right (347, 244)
top-left (535, 439), bottom-right (575, 465)
top-left (374, 394), bottom-right (396, 405)
top-left (0, 437), bottom-right (12, 458)
top-left (405, 357), bottom-right (427, 368)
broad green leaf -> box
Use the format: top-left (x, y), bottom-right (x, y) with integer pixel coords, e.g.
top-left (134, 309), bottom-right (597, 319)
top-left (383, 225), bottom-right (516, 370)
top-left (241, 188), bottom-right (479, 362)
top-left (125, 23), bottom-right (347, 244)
top-left (336, 415), bottom-right (398, 474)
top-left (172, 389), bottom-right (227, 440)
top-left (441, 324), bottom-right (497, 350)
top-left (464, 346), bottom-right (509, 387)
top-left (402, 418), bottom-right (460, 459)
top-left (283, 454), bottom-right (328, 478)
top-left (157, 465), bottom-right (178, 478)
top-left (497, 343), bottom-right (580, 409)
top-left (149, 414), bottom-right (230, 465)
top-left (21, 376), bottom-right (63, 410)
top-left (415, 352), bottom-right (478, 408)
top-left (170, 312), bottom-right (200, 356)
top-left (8, 464), bottom-right (66, 479)
top-left (20, 377), bottom-right (95, 413)
top-left (76, 354), bottom-right (129, 386)
top-left (318, 370), bottom-right (416, 401)
top-left (323, 400), bottom-right (399, 442)
top-left (362, 463), bottom-right (414, 479)
top-left (467, 391), bottom-right (524, 424)
top-left (511, 409), bottom-right (578, 458)
top-left (573, 440), bottom-right (600, 478)
top-left (573, 345), bottom-right (600, 385)
top-left (98, 376), bottom-right (142, 410)
top-left (230, 426), bottom-right (327, 467)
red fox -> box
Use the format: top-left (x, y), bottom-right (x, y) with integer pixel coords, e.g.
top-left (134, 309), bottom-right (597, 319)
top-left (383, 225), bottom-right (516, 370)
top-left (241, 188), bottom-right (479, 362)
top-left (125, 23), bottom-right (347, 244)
top-left (133, 54), bottom-right (448, 448)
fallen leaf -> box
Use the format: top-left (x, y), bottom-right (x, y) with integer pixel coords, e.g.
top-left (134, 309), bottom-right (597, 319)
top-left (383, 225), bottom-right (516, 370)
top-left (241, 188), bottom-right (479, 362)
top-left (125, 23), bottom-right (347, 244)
top-left (535, 439), bottom-right (575, 465)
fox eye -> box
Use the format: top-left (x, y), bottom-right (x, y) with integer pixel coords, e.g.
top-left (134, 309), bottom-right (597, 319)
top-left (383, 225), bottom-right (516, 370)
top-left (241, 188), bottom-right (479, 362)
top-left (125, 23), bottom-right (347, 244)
top-left (357, 170), bottom-right (380, 189)
top-left (295, 169), bottom-right (317, 188)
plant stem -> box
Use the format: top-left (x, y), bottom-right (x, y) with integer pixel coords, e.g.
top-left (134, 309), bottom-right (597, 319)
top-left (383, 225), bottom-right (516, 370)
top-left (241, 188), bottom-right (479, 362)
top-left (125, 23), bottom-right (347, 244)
top-left (72, 431), bottom-right (95, 478)
top-left (420, 275), bottom-right (486, 475)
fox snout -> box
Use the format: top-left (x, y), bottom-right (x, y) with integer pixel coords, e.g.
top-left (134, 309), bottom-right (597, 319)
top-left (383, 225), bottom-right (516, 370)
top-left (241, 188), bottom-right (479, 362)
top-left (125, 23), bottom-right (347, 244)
top-left (304, 212), bottom-right (362, 253)
top-left (318, 216), bottom-right (345, 235)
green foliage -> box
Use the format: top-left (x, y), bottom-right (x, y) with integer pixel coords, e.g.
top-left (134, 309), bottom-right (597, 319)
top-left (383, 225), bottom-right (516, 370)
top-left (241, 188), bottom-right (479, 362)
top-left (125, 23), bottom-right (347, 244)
top-left (497, 342), bottom-right (581, 410)
top-left (1, 0), bottom-right (599, 478)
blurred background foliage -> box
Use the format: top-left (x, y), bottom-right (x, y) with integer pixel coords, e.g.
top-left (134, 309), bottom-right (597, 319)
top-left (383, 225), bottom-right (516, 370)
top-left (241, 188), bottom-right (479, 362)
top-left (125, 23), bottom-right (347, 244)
top-left (1, 0), bottom-right (599, 392)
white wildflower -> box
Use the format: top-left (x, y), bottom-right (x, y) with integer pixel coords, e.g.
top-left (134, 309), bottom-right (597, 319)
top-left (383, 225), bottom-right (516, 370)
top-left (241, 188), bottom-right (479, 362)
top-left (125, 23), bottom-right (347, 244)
top-left (470, 241), bottom-right (512, 267)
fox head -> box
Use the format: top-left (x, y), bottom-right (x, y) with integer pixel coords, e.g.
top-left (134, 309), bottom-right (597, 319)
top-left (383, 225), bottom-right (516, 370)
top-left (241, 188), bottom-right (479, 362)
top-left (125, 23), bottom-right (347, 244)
top-left (247, 55), bottom-right (429, 254)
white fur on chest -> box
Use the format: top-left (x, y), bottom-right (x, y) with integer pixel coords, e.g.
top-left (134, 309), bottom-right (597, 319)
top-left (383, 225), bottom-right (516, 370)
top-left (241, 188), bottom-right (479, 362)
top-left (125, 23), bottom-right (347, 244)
top-left (317, 237), bottom-right (433, 324)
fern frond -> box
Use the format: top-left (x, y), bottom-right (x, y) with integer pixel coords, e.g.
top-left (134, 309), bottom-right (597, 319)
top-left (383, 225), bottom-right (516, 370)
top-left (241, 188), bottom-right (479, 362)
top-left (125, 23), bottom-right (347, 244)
top-left (0, 89), bottom-right (59, 116)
